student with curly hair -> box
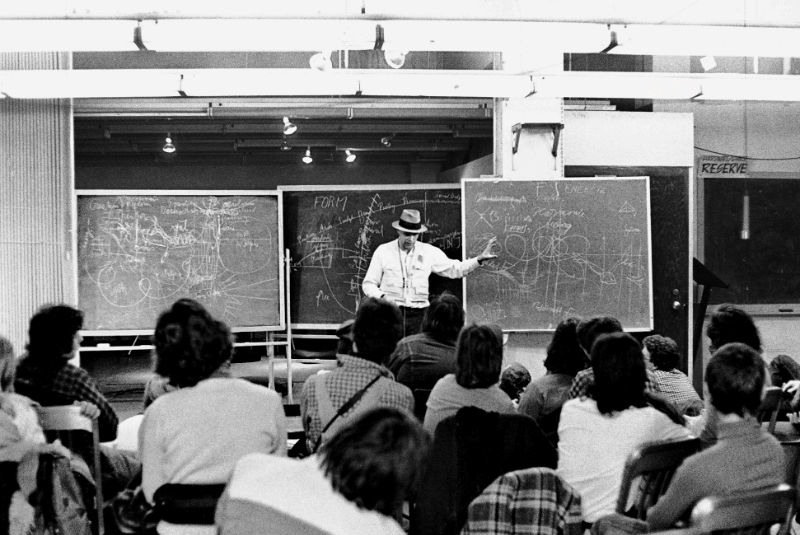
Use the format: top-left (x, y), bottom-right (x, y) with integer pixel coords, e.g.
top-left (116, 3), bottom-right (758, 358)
top-left (139, 299), bottom-right (286, 503)
top-left (642, 335), bottom-right (702, 415)
top-left (217, 407), bottom-right (430, 535)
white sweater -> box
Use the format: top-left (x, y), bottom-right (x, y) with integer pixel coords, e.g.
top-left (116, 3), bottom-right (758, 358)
top-left (556, 398), bottom-right (690, 522)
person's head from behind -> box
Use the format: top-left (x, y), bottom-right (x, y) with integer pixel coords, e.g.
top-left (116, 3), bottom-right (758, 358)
top-left (576, 316), bottom-right (623, 358)
top-left (319, 407), bottom-right (430, 518)
top-left (705, 342), bottom-right (765, 418)
top-left (642, 335), bottom-right (680, 371)
top-left (420, 293), bottom-right (465, 344)
top-left (26, 304), bottom-right (84, 364)
top-left (499, 362), bottom-right (531, 402)
top-left (154, 298), bottom-right (233, 388)
top-left (335, 319), bottom-right (355, 356)
top-left (706, 304), bottom-right (762, 354)
top-left (592, 332), bottom-right (647, 415)
top-left (544, 317), bottom-right (587, 376)
top-left (352, 297), bottom-right (402, 363)
top-left (0, 337), bottom-right (15, 392)
top-left (455, 324), bottom-right (503, 389)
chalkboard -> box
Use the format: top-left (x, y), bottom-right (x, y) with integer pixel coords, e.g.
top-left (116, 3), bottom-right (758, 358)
top-left (76, 191), bottom-right (284, 333)
top-left (462, 178), bottom-right (653, 331)
top-left (281, 185), bottom-right (463, 327)
top-left (705, 178), bottom-right (800, 305)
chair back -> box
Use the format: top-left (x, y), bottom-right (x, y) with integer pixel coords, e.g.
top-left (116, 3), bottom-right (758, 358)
top-left (413, 389), bottom-right (432, 421)
top-left (616, 437), bottom-right (701, 519)
top-left (689, 484), bottom-right (795, 535)
top-left (757, 387), bottom-right (784, 434)
top-left (37, 405), bottom-right (104, 535)
top-left (153, 483), bottom-right (226, 525)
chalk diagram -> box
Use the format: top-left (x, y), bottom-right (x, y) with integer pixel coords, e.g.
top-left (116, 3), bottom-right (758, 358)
top-left (465, 182), bottom-right (650, 329)
top-left (78, 196), bottom-right (279, 330)
top-left (289, 191), bottom-right (461, 317)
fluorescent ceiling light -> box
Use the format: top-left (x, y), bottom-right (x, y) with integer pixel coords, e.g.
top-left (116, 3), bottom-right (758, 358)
top-left (181, 69), bottom-right (359, 96)
top-left (531, 73), bottom-right (702, 100)
top-left (0, 70), bottom-right (180, 99)
top-left (694, 74), bottom-right (800, 102)
top-left (0, 20), bottom-right (139, 52)
top-left (607, 24), bottom-right (800, 58)
top-left (358, 71), bottom-right (532, 98)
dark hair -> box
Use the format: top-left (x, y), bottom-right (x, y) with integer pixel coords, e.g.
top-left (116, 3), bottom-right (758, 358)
top-left (499, 363), bottom-right (531, 401)
top-left (592, 332), bottom-right (648, 415)
top-left (0, 337), bottom-right (15, 392)
top-left (544, 318), bottom-right (588, 376)
top-left (153, 299), bottom-right (234, 388)
top-left (706, 342), bottom-right (765, 417)
top-left (421, 293), bottom-right (464, 344)
top-left (643, 335), bottom-right (680, 371)
top-left (353, 298), bottom-right (403, 364)
top-left (455, 324), bottom-right (503, 389)
top-left (26, 304), bottom-right (84, 364)
top-left (336, 319), bottom-right (355, 356)
top-left (576, 316), bottom-right (623, 355)
top-left (319, 407), bottom-right (430, 518)
top-left (706, 304), bottom-right (762, 353)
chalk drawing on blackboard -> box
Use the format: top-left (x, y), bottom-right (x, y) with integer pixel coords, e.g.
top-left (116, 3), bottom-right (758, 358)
top-left (281, 185), bottom-right (463, 327)
top-left (77, 192), bottom-right (283, 333)
top-left (463, 178), bottom-right (653, 331)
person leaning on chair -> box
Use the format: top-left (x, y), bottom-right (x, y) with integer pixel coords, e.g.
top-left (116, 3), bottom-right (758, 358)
top-left (591, 342), bottom-right (786, 535)
top-left (362, 208), bottom-right (496, 337)
top-left (13, 304), bottom-right (140, 498)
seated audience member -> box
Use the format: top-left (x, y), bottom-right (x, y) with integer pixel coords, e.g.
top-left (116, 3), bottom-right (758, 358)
top-left (216, 407), bottom-right (430, 535)
top-left (335, 318), bottom-right (355, 360)
top-left (568, 316), bottom-right (660, 399)
top-left (385, 293), bottom-right (464, 392)
top-left (519, 318), bottom-right (587, 444)
top-left (0, 336), bottom-right (16, 392)
top-left (643, 335), bottom-right (703, 415)
top-left (592, 342), bottom-right (785, 535)
top-left (302, 297), bottom-right (414, 452)
top-left (557, 332), bottom-right (690, 524)
top-left (139, 299), bottom-right (287, 503)
top-left (14, 304), bottom-right (139, 496)
top-left (423, 324), bottom-right (515, 436)
top-left (699, 304), bottom-right (769, 445)
top-left (499, 362), bottom-right (531, 405)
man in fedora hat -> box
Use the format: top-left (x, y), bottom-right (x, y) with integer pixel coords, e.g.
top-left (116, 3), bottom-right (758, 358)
top-left (363, 209), bottom-right (496, 336)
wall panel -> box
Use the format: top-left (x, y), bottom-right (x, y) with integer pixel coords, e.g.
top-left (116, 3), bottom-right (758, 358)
top-left (0, 52), bottom-right (74, 352)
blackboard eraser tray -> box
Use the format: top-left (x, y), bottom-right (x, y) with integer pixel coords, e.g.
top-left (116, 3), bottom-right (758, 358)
top-left (709, 305), bottom-right (800, 317)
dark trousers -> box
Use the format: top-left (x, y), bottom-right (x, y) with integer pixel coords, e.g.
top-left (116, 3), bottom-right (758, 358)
top-left (399, 306), bottom-right (426, 338)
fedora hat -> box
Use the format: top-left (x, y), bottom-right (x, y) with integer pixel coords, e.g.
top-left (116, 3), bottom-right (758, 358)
top-left (392, 209), bottom-right (428, 234)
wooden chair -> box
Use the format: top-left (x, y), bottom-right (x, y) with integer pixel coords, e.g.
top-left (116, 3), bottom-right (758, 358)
top-left (37, 405), bottom-right (104, 535)
top-left (690, 484), bottom-right (794, 535)
top-left (756, 387), bottom-right (784, 434)
top-left (616, 438), bottom-right (701, 519)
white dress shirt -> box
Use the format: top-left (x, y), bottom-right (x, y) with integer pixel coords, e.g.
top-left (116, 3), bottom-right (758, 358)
top-left (362, 239), bottom-right (479, 308)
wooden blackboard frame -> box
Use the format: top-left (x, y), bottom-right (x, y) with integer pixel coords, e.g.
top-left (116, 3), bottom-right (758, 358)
top-left (73, 190), bottom-right (285, 335)
top-left (279, 183), bottom-right (462, 329)
top-left (461, 177), bottom-right (655, 332)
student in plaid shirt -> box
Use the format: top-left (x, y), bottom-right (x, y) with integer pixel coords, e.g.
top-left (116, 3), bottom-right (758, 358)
top-left (643, 335), bottom-right (702, 415)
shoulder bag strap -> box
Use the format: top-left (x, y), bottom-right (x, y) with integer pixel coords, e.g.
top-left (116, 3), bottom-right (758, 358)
top-left (312, 373), bottom-right (383, 453)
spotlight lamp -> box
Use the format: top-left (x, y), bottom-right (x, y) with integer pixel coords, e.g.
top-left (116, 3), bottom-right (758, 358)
top-left (309, 51), bottom-right (333, 72)
top-left (283, 116), bottom-right (297, 135)
top-left (384, 50), bottom-right (408, 69)
top-left (345, 150), bottom-right (356, 163)
top-left (381, 134), bottom-right (395, 147)
top-left (302, 147), bottom-right (313, 164)
top-left (281, 139), bottom-right (291, 151)
top-left (162, 133), bottom-right (176, 153)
